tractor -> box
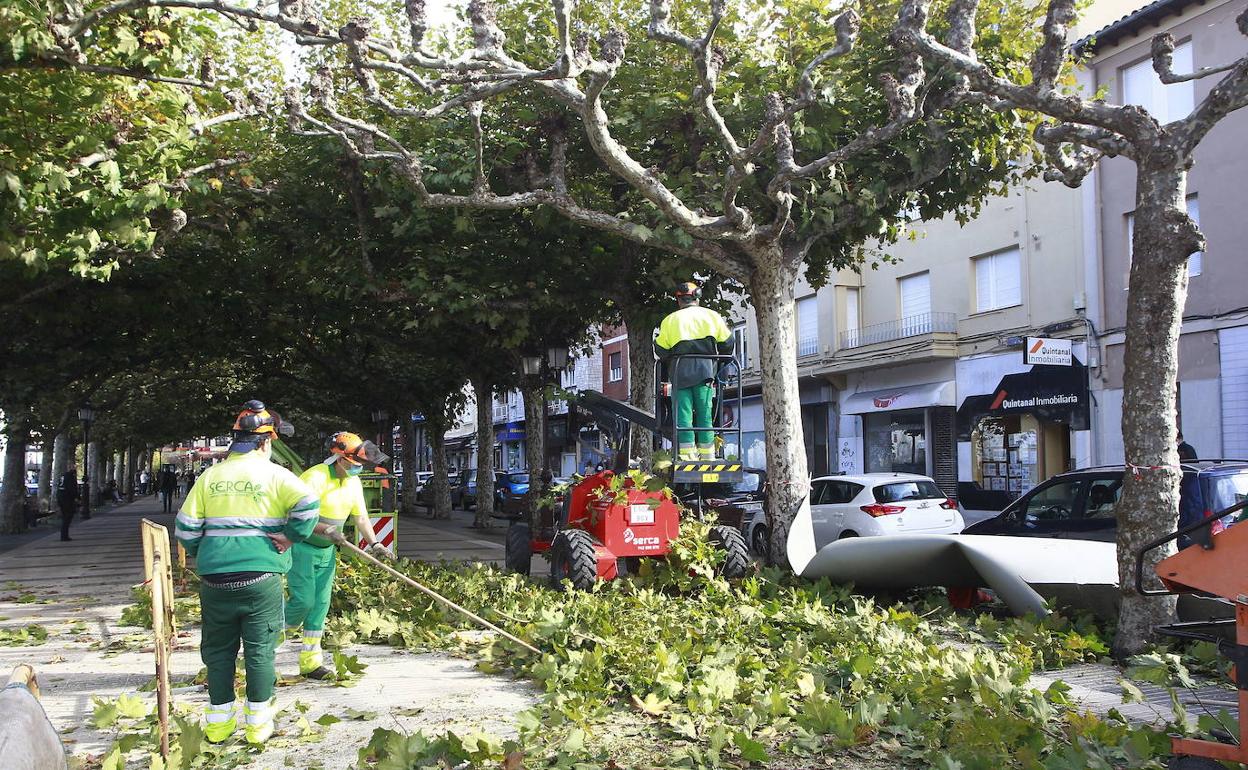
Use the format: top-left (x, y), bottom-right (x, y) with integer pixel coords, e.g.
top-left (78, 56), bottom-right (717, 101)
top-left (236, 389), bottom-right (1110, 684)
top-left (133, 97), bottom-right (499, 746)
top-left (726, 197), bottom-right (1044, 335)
top-left (504, 354), bottom-right (751, 589)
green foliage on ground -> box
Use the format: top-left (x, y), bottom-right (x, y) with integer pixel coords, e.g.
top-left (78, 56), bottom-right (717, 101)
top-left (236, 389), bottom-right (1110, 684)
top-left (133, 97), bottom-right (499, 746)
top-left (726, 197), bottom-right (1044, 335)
top-left (0, 622), bottom-right (48, 646)
top-left (322, 522), bottom-right (1181, 769)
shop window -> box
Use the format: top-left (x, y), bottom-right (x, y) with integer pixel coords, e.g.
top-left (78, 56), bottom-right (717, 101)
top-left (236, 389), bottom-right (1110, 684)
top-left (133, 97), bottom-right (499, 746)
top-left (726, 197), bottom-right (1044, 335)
top-left (864, 409), bottom-right (927, 475)
top-left (1021, 480), bottom-right (1085, 521)
top-left (796, 296), bottom-right (818, 357)
top-left (971, 416), bottom-right (1038, 496)
top-left (1120, 40), bottom-right (1193, 123)
top-left (973, 247), bottom-right (1022, 312)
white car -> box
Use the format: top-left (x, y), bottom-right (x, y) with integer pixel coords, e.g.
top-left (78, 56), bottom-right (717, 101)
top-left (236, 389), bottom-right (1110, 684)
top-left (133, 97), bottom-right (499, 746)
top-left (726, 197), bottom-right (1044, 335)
top-left (810, 473), bottom-right (964, 547)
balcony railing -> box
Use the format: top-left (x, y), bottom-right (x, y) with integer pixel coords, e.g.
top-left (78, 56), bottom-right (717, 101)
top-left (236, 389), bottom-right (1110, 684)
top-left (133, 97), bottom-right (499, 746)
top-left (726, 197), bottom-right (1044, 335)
top-left (840, 311), bottom-right (957, 349)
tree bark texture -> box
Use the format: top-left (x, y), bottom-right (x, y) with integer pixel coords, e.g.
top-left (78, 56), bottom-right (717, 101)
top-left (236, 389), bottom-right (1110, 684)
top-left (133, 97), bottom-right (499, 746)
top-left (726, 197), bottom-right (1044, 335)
top-left (472, 378), bottom-right (495, 527)
top-left (125, 441), bottom-right (136, 502)
top-left (400, 415), bottom-right (418, 516)
top-left (429, 425), bottom-right (452, 519)
top-left (37, 439), bottom-right (54, 513)
top-left (51, 432), bottom-right (69, 507)
top-left (523, 380), bottom-right (547, 523)
top-left (1, 409), bottom-right (31, 533)
top-left (624, 309), bottom-right (657, 468)
top-left (749, 257), bottom-right (809, 565)
top-left (88, 441), bottom-right (102, 503)
top-left (1113, 158), bottom-right (1198, 657)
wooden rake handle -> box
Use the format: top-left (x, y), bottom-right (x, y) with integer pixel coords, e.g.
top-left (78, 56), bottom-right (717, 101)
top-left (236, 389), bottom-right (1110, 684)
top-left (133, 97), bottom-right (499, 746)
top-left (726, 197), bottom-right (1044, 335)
top-left (338, 539), bottom-right (543, 656)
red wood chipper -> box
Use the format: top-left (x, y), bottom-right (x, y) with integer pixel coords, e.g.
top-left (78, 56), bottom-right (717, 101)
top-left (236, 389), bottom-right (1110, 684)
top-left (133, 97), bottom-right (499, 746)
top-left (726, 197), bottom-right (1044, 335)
top-left (1135, 500), bottom-right (1248, 770)
top-left (505, 355), bottom-right (751, 589)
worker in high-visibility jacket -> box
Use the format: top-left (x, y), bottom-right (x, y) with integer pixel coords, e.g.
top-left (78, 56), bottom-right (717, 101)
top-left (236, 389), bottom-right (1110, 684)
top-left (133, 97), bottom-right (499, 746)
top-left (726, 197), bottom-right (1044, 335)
top-left (655, 282), bottom-right (735, 461)
top-left (175, 401), bottom-right (320, 746)
top-left (285, 431), bottom-right (395, 679)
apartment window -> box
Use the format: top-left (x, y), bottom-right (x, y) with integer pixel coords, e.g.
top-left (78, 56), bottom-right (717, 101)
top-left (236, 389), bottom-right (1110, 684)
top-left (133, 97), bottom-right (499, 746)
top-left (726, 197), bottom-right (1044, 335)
top-left (1121, 41), bottom-right (1193, 124)
top-left (844, 288), bottom-right (860, 335)
top-left (608, 351), bottom-right (623, 382)
top-left (796, 296), bottom-right (818, 357)
top-left (973, 247), bottom-right (1022, 312)
top-left (1125, 196), bottom-right (1202, 282)
top-left (733, 325), bottom-right (750, 370)
top-left (899, 272), bottom-right (931, 320)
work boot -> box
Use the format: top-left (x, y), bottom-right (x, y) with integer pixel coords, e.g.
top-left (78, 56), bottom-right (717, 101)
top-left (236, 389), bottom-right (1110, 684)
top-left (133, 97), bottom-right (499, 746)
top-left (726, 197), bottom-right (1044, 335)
top-left (204, 701), bottom-right (238, 744)
top-left (303, 665), bottom-right (336, 681)
top-left (697, 446), bottom-right (716, 461)
top-left (298, 632), bottom-right (330, 678)
top-left (243, 697), bottom-right (276, 745)
top-left (678, 445), bottom-right (698, 461)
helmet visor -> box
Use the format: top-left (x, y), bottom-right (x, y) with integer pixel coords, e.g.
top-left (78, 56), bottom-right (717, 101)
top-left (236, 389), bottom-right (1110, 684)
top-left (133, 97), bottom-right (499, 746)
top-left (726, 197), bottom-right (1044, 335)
top-left (328, 440), bottom-right (390, 467)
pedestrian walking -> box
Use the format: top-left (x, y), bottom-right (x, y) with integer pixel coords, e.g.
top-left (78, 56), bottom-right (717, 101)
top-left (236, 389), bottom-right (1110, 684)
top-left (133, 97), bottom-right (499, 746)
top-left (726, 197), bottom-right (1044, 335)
top-left (56, 462), bottom-right (79, 542)
top-left (286, 432), bottom-right (393, 680)
top-left (158, 466), bottom-right (178, 514)
top-left (175, 400), bottom-right (319, 746)
top-left (139, 468), bottom-right (151, 495)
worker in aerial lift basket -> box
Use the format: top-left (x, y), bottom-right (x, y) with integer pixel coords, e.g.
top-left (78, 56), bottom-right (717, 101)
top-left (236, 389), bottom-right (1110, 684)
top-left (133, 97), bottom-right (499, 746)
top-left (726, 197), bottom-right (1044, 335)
top-left (654, 282), bottom-right (735, 461)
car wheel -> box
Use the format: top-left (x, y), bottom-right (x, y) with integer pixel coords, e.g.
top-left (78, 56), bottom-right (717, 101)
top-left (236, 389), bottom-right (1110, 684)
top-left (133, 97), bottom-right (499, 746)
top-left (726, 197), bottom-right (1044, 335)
top-left (708, 525), bottom-right (750, 579)
top-left (549, 530), bottom-right (598, 591)
top-left (504, 523), bottom-right (532, 576)
top-left (838, 530), bottom-right (859, 539)
top-left (751, 525), bottom-right (769, 558)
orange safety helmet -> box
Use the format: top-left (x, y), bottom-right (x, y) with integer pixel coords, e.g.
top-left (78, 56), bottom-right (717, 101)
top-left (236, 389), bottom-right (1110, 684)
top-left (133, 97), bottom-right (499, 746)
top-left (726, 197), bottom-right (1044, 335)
top-left (229, 400), bottom-right (294, 453)
top-left (325, 431), bottom-right (390, 467)
top-left (672, 281), bottom-right (701, 300)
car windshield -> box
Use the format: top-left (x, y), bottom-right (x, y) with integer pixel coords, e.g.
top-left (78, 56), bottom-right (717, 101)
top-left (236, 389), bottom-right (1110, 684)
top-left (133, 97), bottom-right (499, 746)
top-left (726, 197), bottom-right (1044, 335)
top-left (1203, 471), bottom-right (1248, 522)
top-left (699, 472), bottom-right (762, 498)
top-left (873, 480), bottom-right (945, 503)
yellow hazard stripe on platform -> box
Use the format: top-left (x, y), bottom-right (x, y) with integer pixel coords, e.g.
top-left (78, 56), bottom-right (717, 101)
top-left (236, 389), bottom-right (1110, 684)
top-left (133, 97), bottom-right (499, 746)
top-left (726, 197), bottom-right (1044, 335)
top-left (674, 463), bottom-right (743, 472)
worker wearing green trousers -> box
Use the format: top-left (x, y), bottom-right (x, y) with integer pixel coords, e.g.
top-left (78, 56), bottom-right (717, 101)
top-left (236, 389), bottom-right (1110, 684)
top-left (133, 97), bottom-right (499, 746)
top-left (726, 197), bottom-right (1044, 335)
top-left (655, 282), bottom-right (734, 460)
top-left (286, 432), bottom-right (393, 679)
top-left (284, 541), bottom-right (336, 670)
top-left (176, 401), bottom-right (319, 746)
top-left (674, 382), bottom-right (716, 452)
top-left (199, 574), bottom-right (284, 705)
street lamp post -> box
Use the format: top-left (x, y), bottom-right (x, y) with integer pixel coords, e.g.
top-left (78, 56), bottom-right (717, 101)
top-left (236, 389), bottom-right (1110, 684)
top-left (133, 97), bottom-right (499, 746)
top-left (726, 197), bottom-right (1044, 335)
top-left (77, 404), bottom-right (95, 520)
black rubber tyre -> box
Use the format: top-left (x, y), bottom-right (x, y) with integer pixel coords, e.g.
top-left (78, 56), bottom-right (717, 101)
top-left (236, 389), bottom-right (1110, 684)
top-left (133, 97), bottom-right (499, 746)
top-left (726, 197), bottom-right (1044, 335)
top-left (709, 525), bottom-right (750, 579)
top-left (1168, 757), bottom-right (1226, 770)
top-left (549, 529), bottom-right (598, 590)
top-left (750, 525), bottom-right (769, 558)
top-left (504, 522), bottom-right (532, 576)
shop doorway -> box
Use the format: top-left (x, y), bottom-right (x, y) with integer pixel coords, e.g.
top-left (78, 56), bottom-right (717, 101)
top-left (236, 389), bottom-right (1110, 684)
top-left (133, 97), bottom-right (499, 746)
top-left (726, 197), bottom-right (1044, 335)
top-left (970, 415), bottom-right (1071, 498)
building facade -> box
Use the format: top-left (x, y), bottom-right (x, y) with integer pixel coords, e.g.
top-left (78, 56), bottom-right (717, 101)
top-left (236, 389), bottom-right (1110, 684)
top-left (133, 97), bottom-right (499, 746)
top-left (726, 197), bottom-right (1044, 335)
top-left (1078, 0), bottom-right (1248, 465)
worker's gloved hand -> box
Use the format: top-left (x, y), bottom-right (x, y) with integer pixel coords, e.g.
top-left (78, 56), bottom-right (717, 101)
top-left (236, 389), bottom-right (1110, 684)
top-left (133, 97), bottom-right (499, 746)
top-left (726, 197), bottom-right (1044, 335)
top-left (365, 542), bottom-right (395, 560)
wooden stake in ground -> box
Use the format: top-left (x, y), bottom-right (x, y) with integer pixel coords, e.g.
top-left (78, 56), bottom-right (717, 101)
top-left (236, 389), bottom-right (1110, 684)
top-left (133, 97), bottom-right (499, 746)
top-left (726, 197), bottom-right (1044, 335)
top-left (140, 519), bottom-right (175, 758)
top-left (338, 538), bottom-right (542, 656)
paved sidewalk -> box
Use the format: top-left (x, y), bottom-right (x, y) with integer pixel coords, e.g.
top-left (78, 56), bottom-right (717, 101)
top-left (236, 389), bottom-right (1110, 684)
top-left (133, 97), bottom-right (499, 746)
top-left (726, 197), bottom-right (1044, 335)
top-left (399, 504), bottom-right (551, 576)
top-left (0, 496), bottom-right (536, 769)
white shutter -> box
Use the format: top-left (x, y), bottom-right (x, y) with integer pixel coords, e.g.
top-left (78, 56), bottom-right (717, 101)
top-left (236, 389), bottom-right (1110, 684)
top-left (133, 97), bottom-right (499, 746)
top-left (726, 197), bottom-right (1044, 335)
top-left (995, 248), bottom-right (1022, 308)
top-left (796, 296), bottom-right (818, 357)
top-left (844, 288), bottom-right (859, 333)
top-left (1121, 41), bottom-right (1193, 123)
top-left (1221, 326), bottom-right (1248, 458)
top-left (899, 272), bottom-right (930, 320)
top-left (1187, 196), bottom-right (1202, 277)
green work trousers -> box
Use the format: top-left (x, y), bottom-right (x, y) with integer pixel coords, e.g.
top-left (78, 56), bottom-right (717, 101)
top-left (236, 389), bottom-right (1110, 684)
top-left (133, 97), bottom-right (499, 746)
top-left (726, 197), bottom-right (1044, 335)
top-left (199, 574), bottom-right (283, 704)
top-left (284, 541), bottom-right (337, 633)
top-left (675, 383), bottom-right (715, 448)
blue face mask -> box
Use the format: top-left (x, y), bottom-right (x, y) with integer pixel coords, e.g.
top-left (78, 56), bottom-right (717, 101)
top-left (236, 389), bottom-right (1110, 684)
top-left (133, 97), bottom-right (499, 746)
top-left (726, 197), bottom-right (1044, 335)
top-left (345, 465), bottom-right (364, 477)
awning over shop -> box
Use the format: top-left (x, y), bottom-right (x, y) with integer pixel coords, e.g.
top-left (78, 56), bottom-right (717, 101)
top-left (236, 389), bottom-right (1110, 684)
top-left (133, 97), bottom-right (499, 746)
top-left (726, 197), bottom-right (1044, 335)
top-left (842, 381), bottom-right (956, 415)
top-left (956, 362), bottom-right (1090, 440)
top-left (444, 435), bottom-right (476, 451)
